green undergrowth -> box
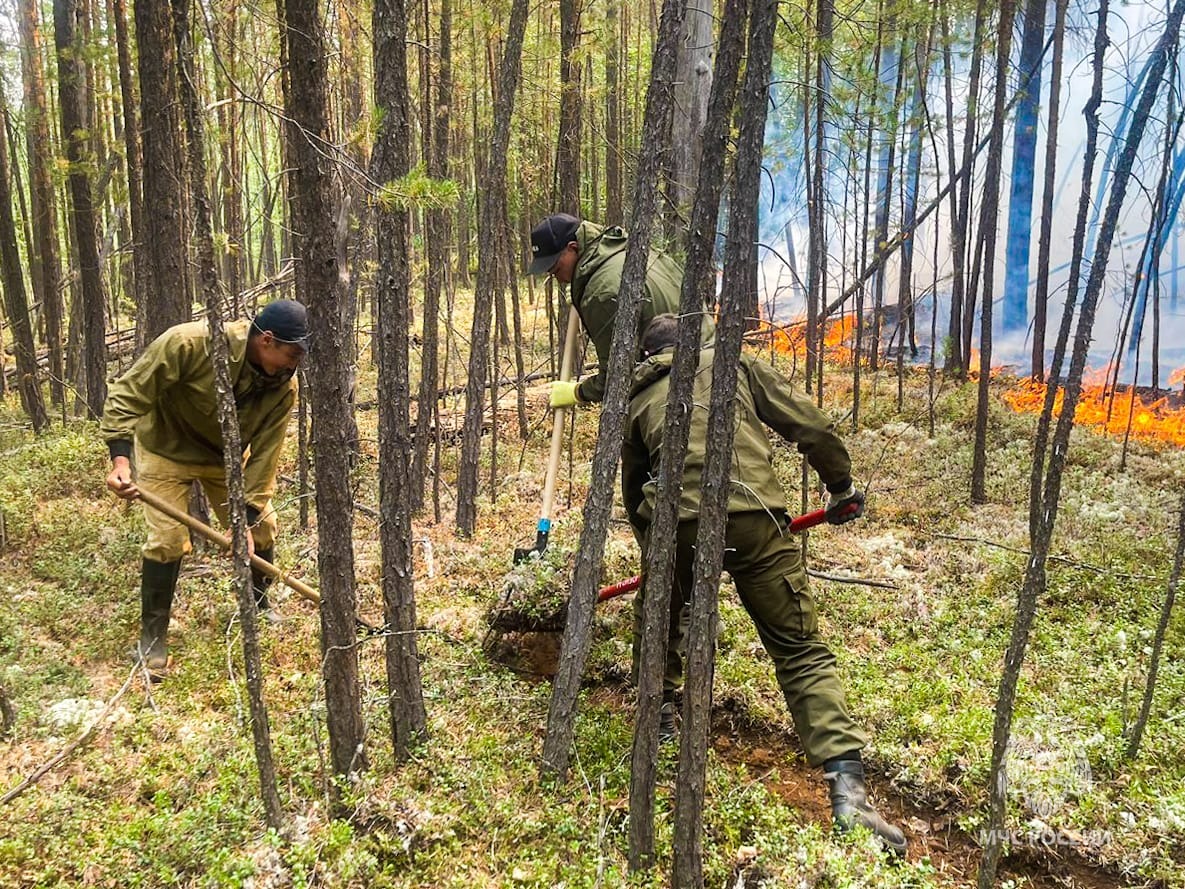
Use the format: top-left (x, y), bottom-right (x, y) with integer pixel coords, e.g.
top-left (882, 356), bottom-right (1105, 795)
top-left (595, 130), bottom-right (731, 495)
top-left (0, 360), bottom-right (1183, 887)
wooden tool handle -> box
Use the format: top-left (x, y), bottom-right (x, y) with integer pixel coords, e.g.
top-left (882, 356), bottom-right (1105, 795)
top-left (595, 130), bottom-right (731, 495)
top-left (134, 488), bottom-right (321, 605)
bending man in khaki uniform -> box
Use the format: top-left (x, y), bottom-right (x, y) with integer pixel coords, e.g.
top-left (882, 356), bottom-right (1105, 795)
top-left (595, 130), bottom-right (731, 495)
top-left (101, 300), bottom-right (307, 678)
top-left (621, 314), bottom-right (906, 854)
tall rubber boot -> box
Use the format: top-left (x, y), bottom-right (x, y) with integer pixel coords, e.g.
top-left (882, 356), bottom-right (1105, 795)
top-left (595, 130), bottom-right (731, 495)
top-left (824, 757), bottom-right (908, 855)
top-left (252, 546), bottom-right (281, 624)
top-left (134, 558), bottom-right (181, 681)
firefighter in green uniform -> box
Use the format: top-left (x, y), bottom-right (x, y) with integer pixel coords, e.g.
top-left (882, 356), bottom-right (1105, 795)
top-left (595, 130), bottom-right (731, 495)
top-left (526, 213), bottom-right (713, 406)
top-left (101, 300), bottom-right (307, 679)
top-left (621, 313), bottom-right (907, 854)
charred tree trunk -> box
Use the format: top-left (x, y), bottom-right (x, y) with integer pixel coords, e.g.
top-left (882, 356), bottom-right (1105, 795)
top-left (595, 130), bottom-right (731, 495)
top-left (454, 0), bottom-right (530, 537)
top-left (541, 0), bottom-right (687, 783)
top-left (174, 0), bottom-right (282, 829)
top-left (278, 0), bottom-right (367, 788)
top-left (54, 0), bottom-right (107, 417)
top-left (373, 0), bottom-right (429, 760)
top-left (135, 0), bottom-right (189, 348)
top-left (628, 0), bottom-right (746, 868)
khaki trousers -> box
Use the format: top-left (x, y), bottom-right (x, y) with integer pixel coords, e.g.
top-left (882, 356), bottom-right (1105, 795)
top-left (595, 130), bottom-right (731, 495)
top-left (636, 509), bottom-right (867, 765)
top-left (134, 441), bottom-right (277, 563)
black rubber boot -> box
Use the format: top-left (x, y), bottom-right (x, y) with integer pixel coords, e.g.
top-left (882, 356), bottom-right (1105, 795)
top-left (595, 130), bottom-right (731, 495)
top-left (824, 757), bottom-right (907, 855)
top-left (658, 690), bottom-right (678, 744)
top-left (252, 546), bottom-right (281, 624)
top-left (134, 558), bottom-right (181, 680)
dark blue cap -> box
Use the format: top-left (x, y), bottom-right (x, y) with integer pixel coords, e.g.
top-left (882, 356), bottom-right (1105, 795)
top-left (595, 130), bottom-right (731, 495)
top-left (527, 213), bottom-right (580, 276)
top-left (252, 300), bottom-right (309, 349)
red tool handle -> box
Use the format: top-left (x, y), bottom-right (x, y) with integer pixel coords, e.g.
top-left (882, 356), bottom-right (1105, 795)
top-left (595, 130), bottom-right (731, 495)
top-left (596, 505), bottom-right (850, 602)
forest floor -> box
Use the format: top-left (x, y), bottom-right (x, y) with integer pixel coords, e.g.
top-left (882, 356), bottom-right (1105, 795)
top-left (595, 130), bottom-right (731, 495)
top-left (0, 338), bottom-right (1183, 888)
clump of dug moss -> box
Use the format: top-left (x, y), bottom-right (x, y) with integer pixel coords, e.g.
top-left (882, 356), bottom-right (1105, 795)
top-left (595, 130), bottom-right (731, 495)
top-left (485, 544), bottom-right (573, 632)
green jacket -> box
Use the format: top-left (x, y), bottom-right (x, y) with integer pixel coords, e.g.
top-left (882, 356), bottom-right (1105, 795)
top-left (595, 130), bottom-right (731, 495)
top-left (100, 320), bottom-right (296, 510)
top-left (570, 221), bottom-right (712, 403)
top-left (621, 348), bottom-right (852, 527)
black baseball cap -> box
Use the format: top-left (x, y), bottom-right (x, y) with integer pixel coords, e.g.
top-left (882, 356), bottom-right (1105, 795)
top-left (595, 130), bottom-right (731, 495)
top-left (252, 299), bottom-right (309, 350)
top-left (527, 213), bottom-right (581, 276)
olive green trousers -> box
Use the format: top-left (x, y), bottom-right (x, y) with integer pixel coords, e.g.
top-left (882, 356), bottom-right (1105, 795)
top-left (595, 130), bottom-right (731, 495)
top-left (634, 509), bottom-right (867, 765)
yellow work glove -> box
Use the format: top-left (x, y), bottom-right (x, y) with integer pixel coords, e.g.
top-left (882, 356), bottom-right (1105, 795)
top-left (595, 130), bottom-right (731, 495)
top-left (549, 380), bottom-right (580, 409)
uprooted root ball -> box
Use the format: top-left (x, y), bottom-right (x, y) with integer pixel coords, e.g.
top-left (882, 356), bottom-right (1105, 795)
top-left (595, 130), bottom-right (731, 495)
top-left (486, 547), bottom-right (573, 633)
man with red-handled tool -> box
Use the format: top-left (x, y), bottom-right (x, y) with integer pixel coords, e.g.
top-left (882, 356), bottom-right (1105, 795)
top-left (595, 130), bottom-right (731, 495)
top-left (621, 313), bottom-right (906, 855)
top-left (101, 300), bottom-right (307, 679)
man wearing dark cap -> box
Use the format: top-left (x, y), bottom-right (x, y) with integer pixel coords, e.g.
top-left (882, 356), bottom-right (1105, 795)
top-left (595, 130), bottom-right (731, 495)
top-left (527, 213), bottom-right (712, 406)
top-left (101, 300), bottom-right (307, 678)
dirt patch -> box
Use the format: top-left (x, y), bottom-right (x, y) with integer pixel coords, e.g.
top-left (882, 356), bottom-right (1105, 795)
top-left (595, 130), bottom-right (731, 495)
top-left (711, 717), bottom-right (1135, 889)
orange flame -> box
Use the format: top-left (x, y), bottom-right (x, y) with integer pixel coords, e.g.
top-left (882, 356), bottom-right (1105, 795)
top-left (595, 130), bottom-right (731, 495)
top-left (1002, 371), bottom-right (1185, 447)
top-left (768, 316), bottom-right (858, 366)
top-left (1169, 366), bottom-right (1185, 387)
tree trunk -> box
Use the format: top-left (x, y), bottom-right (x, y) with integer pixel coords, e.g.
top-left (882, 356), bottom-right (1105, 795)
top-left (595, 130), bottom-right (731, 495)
top-left (541, 0), bottom-right (686, 783)
top-left (174, 0), bottom-right (282, 829)
top-left (454, 0), bottom-right (530, 537)
top-left (412, 0), bottom-right (452, 511)
top-left (0, 95), bottom-right (49, 432)
top-left (278, 0), bottom-right (367, 787)
top-left (673, 4), bottom-right (777, 884)
top-left (806, 0), bottom-right (832, 393)
top-left (373, 0), bottom-right (430, 761)
top-left (134, 0), bottom-right (189, 349)
top-left (969, 1), bottom-right (1016, 506)
top-left (948, 0), bottom-right (986, 376)
top-left (605, 0), bottom-right (624, 224)
top-left (670, 0), bottom-right (713, 223)
top-left (979, 2), bottom-right (1185, 884)
top-left (18, 0), bottom-right (65, 407)
top-left (628, 0), bottom-right (746, 868)
top-left (1030, 0), bottom-right (1067, 380)
top-left (54, 0), bottom-right (108, 417)
top-left (556, 0), bottom-right (582, 214)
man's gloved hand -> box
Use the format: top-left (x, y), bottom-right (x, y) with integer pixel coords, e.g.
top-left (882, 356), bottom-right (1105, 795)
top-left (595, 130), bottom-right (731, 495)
top-left (550, 380), bottom-right (580, 409)
top-left (826, 484), bottom-right (865, 525)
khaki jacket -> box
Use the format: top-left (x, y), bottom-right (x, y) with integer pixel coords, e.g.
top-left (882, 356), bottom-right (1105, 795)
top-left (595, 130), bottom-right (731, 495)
top-left (569, 221), bottom-right (711, 403)
top-left (100, 320), bottom-right (296, 510)
top-left (621, 348), bottom-right (852, 527)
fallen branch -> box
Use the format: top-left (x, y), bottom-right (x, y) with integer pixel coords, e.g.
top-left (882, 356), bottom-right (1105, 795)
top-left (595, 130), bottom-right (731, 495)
top-left (930, 532), bottom-right (1160, 580)
top-left (0, 664), bottom-right (138, 806)
top-left (807, 569), bottom-right (900, 590)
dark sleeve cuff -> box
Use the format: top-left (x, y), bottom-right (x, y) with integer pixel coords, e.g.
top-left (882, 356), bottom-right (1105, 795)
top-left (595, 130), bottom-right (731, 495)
top-left (246, 504), bottom-right (262, 526)
top-left (825, 477), bottom-right (853, 495)
top-left (108, 439), bottom-right (133, 460)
